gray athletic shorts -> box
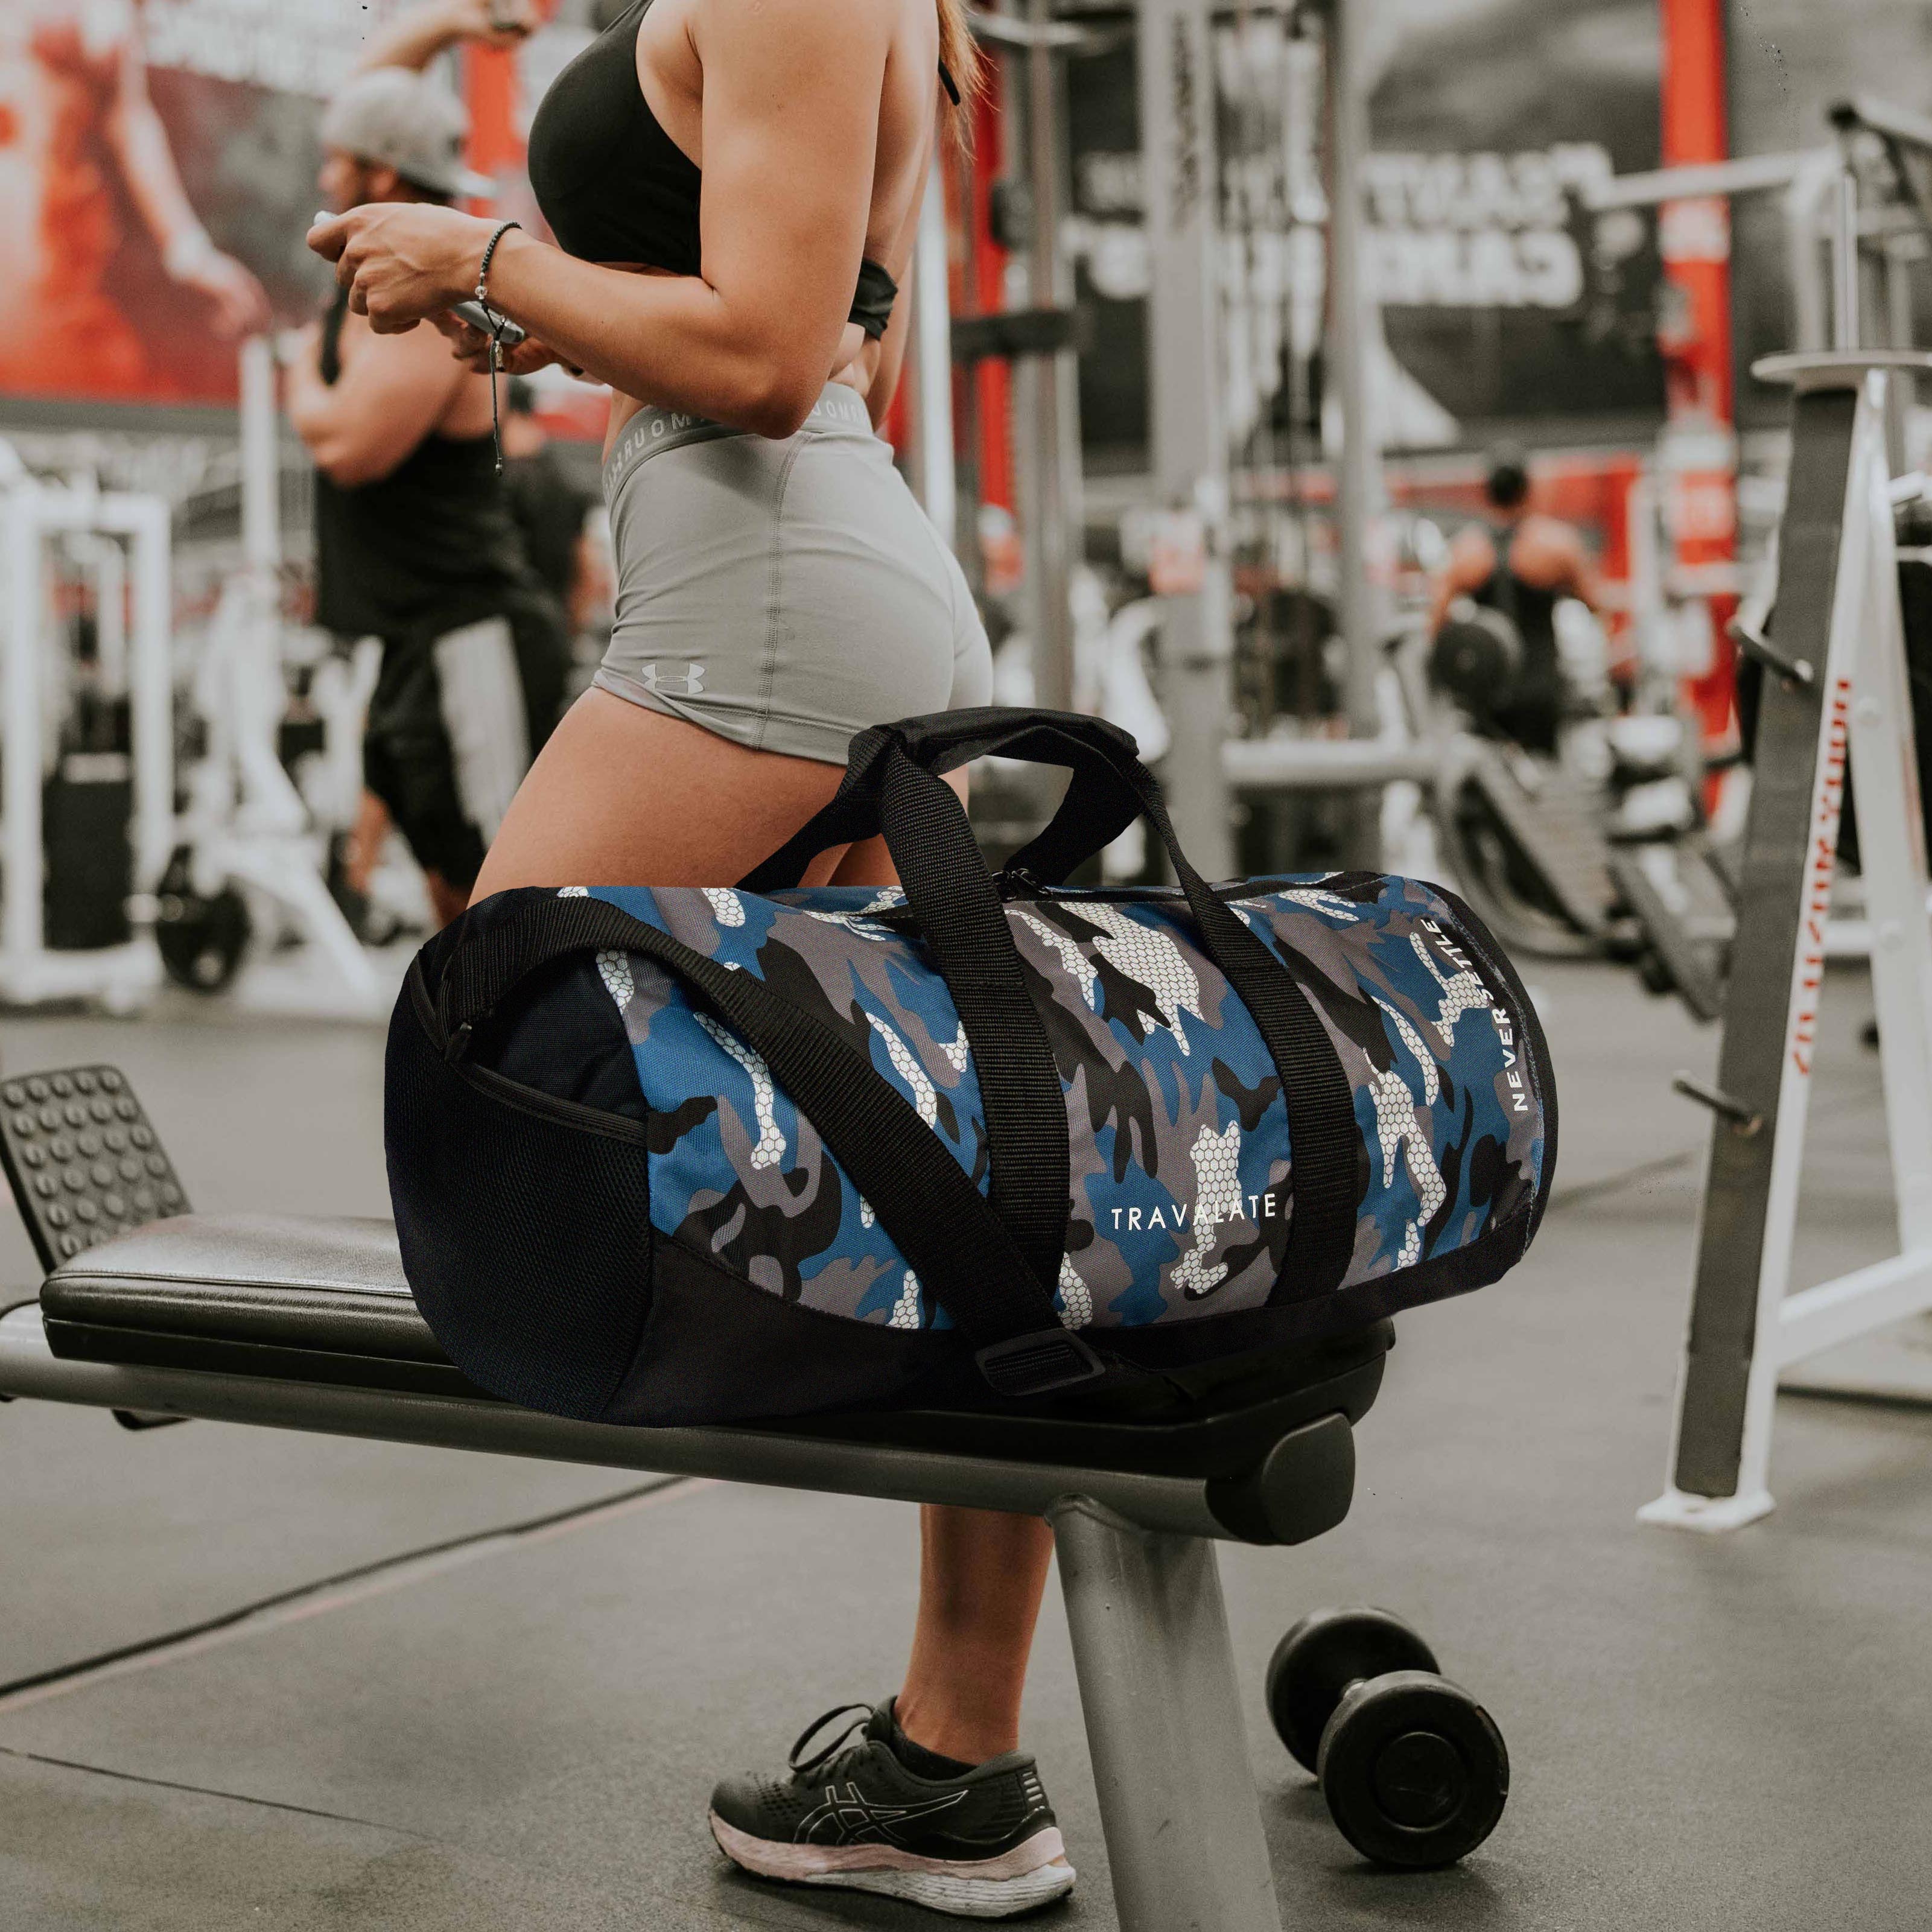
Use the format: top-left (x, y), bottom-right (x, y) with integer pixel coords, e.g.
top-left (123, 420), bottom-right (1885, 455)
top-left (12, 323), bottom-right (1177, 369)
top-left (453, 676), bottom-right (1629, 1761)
top-left (596, 385), bottom-right (991, 765)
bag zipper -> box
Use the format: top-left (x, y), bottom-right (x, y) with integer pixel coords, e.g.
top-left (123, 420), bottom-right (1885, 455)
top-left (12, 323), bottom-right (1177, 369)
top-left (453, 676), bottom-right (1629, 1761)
top-left (418, 871), bottom-right (1389, 1142)
top-left (456, 1058), bottom-right (651, 1148)
top-left (413, 962), bottom-right (650, 1147)
top-left (994, 866), bottom-right (1314, 903)
top-left (986, 872), bottom-right (1384, 908)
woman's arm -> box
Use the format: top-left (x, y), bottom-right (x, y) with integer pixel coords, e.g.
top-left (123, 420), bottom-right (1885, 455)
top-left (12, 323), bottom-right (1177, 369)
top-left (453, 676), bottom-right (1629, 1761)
top-left (847, 147), bottom-right (933, 430)
top-left (355, 0), bottom-right (535, 75)
top-left (313, 0), bottom-right (902, 440)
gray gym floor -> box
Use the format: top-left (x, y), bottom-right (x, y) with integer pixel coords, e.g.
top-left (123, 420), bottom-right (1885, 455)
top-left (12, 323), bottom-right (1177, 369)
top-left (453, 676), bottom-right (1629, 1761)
top-left (2, 960), bottom-right (1927, 1930)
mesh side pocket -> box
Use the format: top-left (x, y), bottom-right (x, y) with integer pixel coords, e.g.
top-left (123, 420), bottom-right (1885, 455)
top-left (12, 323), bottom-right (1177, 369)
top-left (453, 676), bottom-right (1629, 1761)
top-left (385, 989), bottom-right (652, 1422)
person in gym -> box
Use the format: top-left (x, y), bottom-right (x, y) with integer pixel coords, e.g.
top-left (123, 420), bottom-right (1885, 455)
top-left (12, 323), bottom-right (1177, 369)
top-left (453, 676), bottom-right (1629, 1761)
top-left (307, 0), bottom-right (1063, 1916)
top-left (285, 0), bottom-right (568, 932)
top-left (1429, 445), bottom-right (1607, 756)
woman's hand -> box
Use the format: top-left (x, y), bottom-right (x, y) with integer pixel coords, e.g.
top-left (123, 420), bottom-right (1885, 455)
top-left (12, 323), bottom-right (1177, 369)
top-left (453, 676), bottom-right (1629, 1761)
top-left (308, 203), bottom-right (495, 335)
top-left (430, 311), bottom-right (570, 378)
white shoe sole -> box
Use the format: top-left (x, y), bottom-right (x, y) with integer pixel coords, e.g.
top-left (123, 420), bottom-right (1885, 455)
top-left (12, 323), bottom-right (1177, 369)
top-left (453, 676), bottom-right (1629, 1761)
top-left (710, 1813), bottom-right (1076, 1920)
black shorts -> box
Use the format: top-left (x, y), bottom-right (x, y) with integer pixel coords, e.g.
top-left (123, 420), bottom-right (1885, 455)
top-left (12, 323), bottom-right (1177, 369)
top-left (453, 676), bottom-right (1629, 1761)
top-left (361, 596), bottom-right (569, 890)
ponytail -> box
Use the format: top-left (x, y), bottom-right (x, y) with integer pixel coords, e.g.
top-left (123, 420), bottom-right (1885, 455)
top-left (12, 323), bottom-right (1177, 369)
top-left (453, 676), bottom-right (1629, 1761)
top-left (935, 0), bottom-right (982, 121)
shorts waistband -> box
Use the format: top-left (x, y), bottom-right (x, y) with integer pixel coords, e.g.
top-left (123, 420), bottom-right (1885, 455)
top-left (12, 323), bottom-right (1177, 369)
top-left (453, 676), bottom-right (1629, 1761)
top-left (602, 384), bottom-right (875, 503)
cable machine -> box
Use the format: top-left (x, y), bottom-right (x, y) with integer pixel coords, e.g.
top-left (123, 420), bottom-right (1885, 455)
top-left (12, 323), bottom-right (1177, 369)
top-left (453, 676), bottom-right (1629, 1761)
top-left (155, 341), bottom-right (386, 1010)
top-left (1135, 0), bottom-right (1388, 875)
top-left (0, 454), bottom-right (172, 1014)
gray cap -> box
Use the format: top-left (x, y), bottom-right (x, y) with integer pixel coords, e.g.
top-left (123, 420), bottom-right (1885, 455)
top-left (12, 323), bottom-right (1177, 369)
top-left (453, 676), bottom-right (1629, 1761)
top-left (319, 68), bottom-right (494, 202)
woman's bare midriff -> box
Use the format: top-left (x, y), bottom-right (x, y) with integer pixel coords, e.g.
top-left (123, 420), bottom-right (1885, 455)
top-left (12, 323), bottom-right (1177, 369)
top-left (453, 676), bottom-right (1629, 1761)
top-left (595, 261), bottom-right (879, 459)
top-left (596, 263), bottom-right (675, 457)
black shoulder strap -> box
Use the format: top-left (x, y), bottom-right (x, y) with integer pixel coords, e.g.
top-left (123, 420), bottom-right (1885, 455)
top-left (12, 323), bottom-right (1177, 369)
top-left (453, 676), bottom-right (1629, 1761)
top-left (1095, 757), bottom-right (1364, 1300)
top-left (430, 894), bottom-right (1105, 1399)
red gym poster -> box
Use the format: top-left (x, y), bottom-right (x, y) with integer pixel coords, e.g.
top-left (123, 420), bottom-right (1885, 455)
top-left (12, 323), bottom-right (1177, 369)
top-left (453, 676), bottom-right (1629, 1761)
top-left (0, 0), bottom-right (404, 407)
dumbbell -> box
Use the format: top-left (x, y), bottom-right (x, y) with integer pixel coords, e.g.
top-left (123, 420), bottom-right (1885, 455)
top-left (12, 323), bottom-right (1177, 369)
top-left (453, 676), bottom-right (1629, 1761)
top-left (1265, 1606), bottom-right (1508, 1868)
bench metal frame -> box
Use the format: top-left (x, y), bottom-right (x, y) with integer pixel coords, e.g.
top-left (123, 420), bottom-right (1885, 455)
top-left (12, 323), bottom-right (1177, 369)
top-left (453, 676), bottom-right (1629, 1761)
top-left (0, 1301), bottom-right (1320, 1930)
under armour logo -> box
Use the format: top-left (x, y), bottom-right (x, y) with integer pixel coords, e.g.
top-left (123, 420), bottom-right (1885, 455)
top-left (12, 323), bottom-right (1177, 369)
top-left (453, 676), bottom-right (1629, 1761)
top-left (634, 661), bottom-right (707, 697)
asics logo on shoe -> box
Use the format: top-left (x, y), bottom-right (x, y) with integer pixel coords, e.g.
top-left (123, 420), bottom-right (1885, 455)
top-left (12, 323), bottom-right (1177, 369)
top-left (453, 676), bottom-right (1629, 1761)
top-left (798, 1784), bottom-right (970, 1846)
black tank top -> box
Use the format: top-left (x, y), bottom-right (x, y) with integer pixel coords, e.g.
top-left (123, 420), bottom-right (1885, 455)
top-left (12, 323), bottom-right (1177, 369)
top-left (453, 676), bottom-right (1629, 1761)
top-left (1473, 525), bottom-right (1559, 675)
top-left (312, 290), bottom-right (541, 645)
top-left (1473, 522), bottom-right (1563, 753)
top-left (527, 0), bottom-right (949, 341)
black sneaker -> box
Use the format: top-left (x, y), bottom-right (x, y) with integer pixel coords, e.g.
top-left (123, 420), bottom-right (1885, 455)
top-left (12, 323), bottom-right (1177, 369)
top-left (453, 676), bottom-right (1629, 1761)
top-left (708, 1700), bottom-right (1075, 1919)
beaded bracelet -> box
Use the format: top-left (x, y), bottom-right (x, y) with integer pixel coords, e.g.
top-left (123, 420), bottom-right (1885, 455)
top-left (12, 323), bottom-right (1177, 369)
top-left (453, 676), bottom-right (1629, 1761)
top-left (475, 220), bottom-right (523, 474)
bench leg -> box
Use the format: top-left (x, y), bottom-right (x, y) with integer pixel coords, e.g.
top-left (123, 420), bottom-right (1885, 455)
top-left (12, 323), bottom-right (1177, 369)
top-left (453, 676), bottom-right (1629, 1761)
top-left (1051, 1500), bottom-right (1285, 1932)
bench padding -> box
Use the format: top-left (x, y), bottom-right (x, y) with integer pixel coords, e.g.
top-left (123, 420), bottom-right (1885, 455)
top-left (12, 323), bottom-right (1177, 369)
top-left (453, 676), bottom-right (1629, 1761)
top-left (37, 1213), bottom-right (1391, 1514)
top-left (42, 1215), bottom-right (478, 1397)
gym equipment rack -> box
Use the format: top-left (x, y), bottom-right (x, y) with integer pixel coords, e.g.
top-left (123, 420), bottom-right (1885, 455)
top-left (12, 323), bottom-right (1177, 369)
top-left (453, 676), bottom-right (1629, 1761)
top-left (0, 467), bottom-right (172, 1012)
top-left (1643, 348), bottom-right (1932, 1530)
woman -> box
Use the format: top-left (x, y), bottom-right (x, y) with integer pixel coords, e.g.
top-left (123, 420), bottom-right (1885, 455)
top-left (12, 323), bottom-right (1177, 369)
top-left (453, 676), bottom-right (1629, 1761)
top-left (310, 0), bottom-right (1071, 1916)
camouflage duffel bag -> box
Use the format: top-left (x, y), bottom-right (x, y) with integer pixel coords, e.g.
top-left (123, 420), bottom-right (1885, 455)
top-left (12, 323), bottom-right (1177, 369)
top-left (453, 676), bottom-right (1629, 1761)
top-left (386, 708), bottom-right (1556, 1428)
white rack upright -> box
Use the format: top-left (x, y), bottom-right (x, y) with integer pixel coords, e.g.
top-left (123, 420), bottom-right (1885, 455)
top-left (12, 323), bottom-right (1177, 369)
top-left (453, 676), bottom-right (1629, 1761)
top-left (1642, 349), bottom-right (1932, 1531)
top-left (1, 467), bottom-right (171, 1012)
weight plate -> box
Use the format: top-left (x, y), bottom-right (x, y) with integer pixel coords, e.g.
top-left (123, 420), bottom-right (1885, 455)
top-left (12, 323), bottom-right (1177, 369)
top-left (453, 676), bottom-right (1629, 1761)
top-left (1265, 1606), bottom-right (1439, 1774)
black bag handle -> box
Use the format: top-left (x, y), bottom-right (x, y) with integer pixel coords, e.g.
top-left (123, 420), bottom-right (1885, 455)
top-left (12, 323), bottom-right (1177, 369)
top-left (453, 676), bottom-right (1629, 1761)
top-left (740, 708), bottom-right (1144, 894)
top-left (737, 714), bottom-right (1154, 1302)
top-left (741, 711), bottom-right (1154, 1300)
top-left (748, 710), bottom-right (1364, 1300)
top-left (428, 892), bottom-right (1106, 1400)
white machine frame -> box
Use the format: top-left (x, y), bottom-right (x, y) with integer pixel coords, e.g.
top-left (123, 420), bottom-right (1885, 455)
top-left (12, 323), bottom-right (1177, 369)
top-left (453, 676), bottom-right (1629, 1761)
top-left (178, 340), bottom-right (381, 1011)
top-left (0, 469), bottom-right (171, 1012)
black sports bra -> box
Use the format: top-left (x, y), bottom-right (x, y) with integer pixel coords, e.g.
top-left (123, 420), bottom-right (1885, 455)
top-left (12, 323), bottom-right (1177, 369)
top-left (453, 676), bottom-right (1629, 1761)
top-left (528, 0), bottom-right (952, 341)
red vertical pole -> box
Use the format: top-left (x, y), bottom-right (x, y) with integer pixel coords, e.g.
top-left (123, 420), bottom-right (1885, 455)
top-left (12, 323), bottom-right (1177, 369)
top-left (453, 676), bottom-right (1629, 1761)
top-left (464, 45), bottom-right (524, 209)
top-left (881, 367), bottom-right (912, 451)
top-left (971, 80), bottom-right (1013, 517)
top-left (1658, 0), bottom-right (1738, 753)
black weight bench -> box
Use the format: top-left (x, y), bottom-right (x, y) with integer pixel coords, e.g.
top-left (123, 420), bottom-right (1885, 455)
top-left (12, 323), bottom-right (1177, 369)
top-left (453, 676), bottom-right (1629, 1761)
top-left (0, 1078), bottom-right (1507, 1928)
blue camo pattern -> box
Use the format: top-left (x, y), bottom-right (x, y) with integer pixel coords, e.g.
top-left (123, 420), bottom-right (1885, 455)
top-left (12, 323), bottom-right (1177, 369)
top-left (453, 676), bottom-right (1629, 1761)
top-left (562, 874), bottom-right (1549, 1332)
top-left (570, 878), bottom-right (1545, 1328)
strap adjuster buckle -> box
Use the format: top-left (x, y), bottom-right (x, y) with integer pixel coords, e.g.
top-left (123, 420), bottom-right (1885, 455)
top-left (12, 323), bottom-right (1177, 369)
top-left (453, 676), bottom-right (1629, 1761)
top-left (976, 1329), bottom-right (1108, 1399)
